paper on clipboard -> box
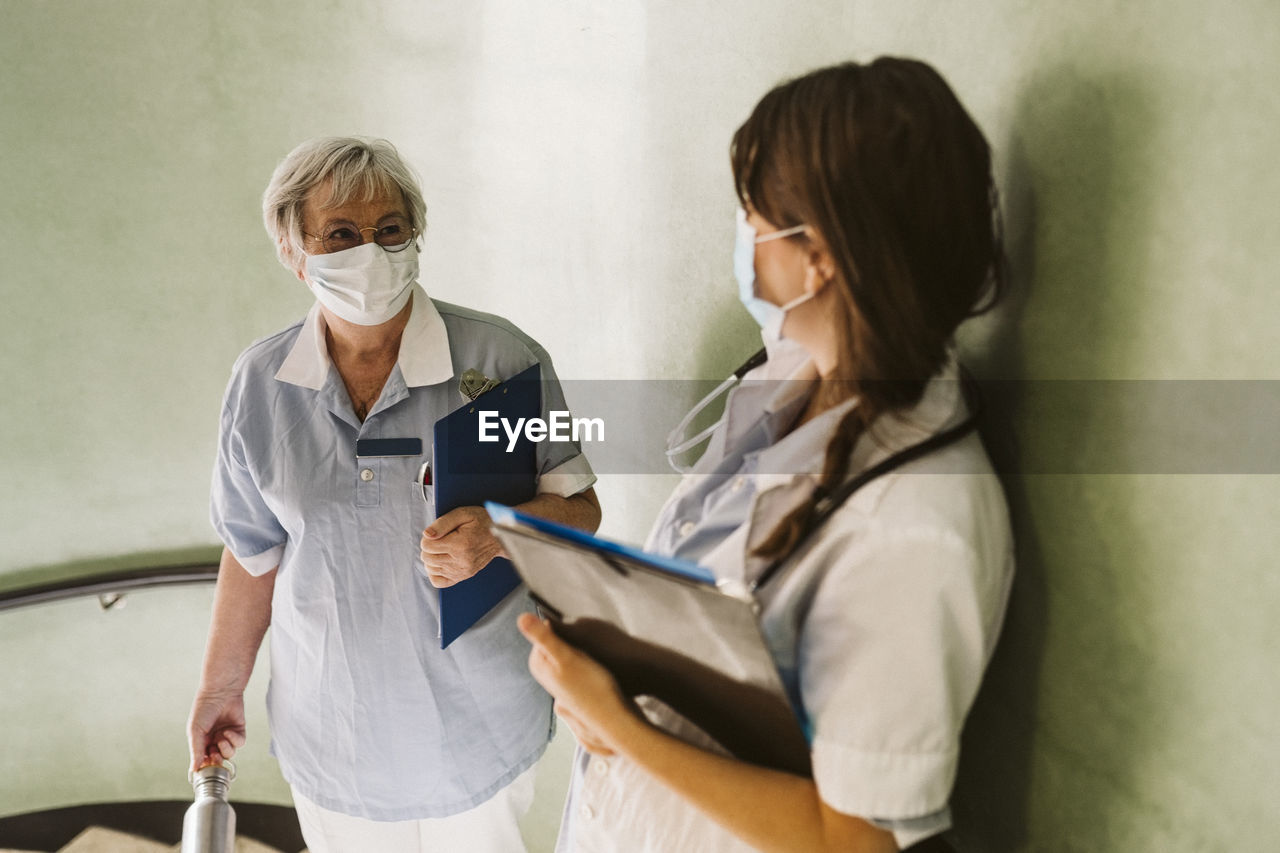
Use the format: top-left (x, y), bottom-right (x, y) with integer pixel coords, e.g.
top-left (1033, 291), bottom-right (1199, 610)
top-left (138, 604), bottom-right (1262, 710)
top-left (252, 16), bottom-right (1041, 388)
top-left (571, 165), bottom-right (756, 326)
top-left (486, 503), bottom-right (811, 777)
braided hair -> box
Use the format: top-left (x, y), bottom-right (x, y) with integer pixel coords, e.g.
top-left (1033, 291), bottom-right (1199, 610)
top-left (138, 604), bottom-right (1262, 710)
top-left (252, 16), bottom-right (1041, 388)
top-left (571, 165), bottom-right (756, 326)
top-left (732, 58), bottom-right (1007, 560)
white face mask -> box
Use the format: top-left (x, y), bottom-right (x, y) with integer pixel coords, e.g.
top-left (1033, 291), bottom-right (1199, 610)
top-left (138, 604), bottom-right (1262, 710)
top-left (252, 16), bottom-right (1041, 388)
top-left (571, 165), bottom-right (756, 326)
top-left (303, 241), bottom-right (419, 326)
top-left (734, 209), bottom-right (813, 342)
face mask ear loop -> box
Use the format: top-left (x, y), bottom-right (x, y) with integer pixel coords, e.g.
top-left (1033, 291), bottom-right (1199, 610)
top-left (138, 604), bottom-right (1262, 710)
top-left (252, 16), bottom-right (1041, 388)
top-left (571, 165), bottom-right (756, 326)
top-left (777, 288), bottom-right (818, 314)
top-left (664, 374), bottom-right (738, 472)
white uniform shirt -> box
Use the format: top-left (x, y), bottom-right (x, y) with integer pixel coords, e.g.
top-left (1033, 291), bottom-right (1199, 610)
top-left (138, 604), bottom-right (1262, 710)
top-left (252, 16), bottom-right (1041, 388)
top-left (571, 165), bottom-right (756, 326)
top-left (560, 338), bottom-right (1014, 851)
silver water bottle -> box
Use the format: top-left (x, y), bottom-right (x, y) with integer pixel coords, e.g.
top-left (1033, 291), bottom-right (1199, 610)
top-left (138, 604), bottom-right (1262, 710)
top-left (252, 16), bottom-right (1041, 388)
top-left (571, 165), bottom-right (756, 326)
top-left (181, 762), bottom-right (236, 853)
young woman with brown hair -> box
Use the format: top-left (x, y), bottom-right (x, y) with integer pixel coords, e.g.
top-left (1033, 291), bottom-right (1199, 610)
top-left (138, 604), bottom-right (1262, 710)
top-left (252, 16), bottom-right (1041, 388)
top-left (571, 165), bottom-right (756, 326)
top-left (519, 57), bottom-right (1014, 852)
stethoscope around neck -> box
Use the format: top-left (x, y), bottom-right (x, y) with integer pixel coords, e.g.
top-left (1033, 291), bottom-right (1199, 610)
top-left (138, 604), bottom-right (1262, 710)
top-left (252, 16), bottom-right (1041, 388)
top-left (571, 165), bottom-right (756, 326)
top-left (664, 348), bottom-right (770, 474)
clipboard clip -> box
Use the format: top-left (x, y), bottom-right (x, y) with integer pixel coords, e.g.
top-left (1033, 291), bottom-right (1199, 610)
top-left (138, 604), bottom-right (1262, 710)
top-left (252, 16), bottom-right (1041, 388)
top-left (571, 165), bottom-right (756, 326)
top-left (459, 368), bottom-right (501, 401)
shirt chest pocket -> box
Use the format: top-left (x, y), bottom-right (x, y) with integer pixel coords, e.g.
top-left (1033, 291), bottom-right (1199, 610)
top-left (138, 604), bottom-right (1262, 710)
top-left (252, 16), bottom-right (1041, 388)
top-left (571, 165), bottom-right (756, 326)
top-left (350, 455), bottom-right (426, 510)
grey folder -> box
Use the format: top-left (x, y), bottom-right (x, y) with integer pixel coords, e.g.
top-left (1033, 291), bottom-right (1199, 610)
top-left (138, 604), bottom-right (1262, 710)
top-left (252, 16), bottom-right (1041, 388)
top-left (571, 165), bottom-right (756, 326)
top-left (486, 503), bottom-right (811, 777)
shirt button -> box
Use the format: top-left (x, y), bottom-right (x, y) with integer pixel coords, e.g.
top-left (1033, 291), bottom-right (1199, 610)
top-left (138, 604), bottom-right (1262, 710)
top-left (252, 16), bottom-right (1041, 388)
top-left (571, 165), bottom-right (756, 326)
top-left (578, 802), bottom-right (595, 821)
top-left (679, 520), bottom-right (696, 537)
top-left (359, 468), bottom-right (375, 482)
top-left (591, 758), bottom-right (609, 776)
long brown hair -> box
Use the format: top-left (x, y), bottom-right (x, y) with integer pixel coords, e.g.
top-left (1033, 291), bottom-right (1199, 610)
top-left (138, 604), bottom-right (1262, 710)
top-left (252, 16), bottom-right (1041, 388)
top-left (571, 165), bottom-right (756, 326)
top-left (735, 57), bottom-right (1006, 559)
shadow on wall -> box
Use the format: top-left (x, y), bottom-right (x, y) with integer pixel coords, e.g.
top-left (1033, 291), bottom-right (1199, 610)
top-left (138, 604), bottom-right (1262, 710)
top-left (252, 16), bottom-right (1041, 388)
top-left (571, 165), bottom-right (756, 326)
top-left (950, 66), bottom-right (1158, 851)
top-left (948, 117), bottom-right (1048, 853)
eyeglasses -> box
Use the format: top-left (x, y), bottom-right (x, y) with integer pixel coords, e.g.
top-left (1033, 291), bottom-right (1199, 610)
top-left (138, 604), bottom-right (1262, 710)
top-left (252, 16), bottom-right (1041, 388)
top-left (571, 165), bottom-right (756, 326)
top-left (303, 216), bottom-right (418, 254)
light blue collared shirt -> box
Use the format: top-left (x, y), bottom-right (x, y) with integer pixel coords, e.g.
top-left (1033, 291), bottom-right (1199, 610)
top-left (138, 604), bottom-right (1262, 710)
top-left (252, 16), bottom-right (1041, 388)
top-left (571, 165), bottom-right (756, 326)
top-left (211, 287), bottom-right (596, 820)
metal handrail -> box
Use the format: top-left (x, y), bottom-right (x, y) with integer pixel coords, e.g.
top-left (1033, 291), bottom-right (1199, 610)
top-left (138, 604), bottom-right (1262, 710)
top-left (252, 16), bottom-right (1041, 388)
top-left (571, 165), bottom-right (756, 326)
top-left (0, 563), bottom-right (219, 612)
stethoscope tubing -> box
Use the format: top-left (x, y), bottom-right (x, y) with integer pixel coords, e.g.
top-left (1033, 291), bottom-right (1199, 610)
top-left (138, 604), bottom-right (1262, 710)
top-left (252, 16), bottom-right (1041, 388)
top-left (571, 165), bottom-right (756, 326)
top-left (664, 349), bottom-right (769, 472)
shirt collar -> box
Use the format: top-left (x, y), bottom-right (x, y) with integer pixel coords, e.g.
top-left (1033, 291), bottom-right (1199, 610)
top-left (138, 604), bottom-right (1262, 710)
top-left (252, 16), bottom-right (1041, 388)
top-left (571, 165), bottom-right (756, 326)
top-left (750, 353), bottom-right (967, 493)
top-left (720, 337), bottom-right (819, 450)
top-left (274, 285), bottom-right (454, 390)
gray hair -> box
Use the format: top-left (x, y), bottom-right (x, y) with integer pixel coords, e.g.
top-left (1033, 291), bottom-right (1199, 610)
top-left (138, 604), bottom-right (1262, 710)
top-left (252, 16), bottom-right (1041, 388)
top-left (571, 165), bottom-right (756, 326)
top-left (263, 136), bottom-right (428, 269)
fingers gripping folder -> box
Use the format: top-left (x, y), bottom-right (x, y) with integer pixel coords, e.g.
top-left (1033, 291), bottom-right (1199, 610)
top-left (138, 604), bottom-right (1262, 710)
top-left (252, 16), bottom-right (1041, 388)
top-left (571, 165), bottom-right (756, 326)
top-left (486, 503), bottom-right (812, 777)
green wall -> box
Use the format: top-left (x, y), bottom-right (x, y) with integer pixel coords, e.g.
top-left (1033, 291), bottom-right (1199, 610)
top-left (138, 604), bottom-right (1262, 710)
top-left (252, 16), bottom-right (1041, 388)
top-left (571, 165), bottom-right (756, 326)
top-left (2, 1), bottom-right (1277, 850)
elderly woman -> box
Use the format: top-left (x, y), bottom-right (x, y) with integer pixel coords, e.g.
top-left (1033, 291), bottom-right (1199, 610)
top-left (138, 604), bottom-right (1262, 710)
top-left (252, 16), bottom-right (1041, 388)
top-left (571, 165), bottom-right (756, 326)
top-left (187, 137), bottom-right (600, 853)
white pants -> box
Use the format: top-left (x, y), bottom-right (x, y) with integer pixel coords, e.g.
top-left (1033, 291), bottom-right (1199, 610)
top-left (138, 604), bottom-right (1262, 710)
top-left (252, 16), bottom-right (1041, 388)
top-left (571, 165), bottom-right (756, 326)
top-left (292, 766), bottom-right (537, 853)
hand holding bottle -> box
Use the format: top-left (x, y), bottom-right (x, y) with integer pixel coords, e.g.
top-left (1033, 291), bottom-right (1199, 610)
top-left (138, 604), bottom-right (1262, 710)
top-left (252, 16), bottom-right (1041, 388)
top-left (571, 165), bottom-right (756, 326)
top-left (187, 690), bottom-right (247, 774)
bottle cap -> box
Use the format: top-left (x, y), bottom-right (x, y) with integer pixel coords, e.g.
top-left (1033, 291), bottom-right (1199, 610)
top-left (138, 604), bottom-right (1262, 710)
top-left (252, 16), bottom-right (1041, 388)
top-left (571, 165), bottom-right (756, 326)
top-left (189, 759), bottom-right (236, 788)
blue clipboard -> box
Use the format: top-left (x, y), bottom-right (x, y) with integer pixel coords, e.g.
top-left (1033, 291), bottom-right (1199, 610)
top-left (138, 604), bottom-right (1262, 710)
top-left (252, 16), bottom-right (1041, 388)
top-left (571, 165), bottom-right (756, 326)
top-left (485, 503), bottom-right (715, 584)
top-left (433, 362), bottom-right (541, 648)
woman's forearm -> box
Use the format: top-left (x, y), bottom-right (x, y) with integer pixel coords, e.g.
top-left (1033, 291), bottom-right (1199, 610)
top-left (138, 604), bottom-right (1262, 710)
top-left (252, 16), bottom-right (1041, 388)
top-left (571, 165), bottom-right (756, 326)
top-left (519, 611), bottom-right (898, 852)
top-left (610, 713), bottom-right (897, 853)
top-left (197, 547), bottom-right (275, 695)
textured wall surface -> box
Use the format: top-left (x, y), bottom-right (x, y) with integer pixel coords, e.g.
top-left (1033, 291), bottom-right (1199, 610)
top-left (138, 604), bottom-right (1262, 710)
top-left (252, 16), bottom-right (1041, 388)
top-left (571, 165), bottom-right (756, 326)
top-left (2, 1), bottom-right (1277, 850)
